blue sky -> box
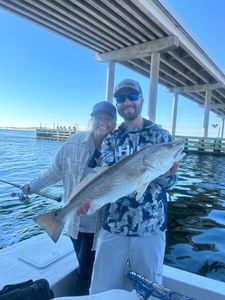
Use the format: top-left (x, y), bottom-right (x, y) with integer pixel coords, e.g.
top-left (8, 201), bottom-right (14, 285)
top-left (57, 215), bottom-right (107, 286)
top-left (0, 0), bottom-right (225, 137)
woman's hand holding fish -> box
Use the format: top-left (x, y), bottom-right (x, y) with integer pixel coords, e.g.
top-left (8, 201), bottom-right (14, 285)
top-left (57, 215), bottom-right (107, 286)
top-left (77, 198), bottom-right (91, 216)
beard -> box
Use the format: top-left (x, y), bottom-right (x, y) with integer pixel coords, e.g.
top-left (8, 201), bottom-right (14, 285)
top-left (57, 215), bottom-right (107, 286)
top-left (117, 101), bottom-right (143, 121)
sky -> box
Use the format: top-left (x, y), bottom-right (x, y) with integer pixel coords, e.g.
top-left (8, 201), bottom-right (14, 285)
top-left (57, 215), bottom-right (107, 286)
top-left (0, 0), bottom-right (225, 137)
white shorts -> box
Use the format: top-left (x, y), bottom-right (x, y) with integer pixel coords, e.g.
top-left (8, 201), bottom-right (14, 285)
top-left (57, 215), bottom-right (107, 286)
top-left (90, 229), bottom-right (166, 294)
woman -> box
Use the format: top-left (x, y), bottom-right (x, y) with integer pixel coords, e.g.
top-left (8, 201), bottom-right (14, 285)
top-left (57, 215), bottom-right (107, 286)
top-left (21, 101), bottom-right (117, 295)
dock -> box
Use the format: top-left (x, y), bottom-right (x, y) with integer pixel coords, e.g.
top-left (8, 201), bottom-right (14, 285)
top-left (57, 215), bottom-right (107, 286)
top-left (36, 125), bottom-right (79, 141)
top-left (174, 136), bottom-right (225, 155)
top-left (36, 127), bottom-right (225, 155)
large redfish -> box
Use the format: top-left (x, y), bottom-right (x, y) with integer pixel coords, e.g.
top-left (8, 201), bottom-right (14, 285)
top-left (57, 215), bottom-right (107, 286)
top-left (34, 142), bottom-right (185, 242)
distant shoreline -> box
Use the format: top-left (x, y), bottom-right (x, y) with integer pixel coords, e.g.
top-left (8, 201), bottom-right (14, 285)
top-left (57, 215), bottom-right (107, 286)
top-left (0, 127), bottom-right (37, 131)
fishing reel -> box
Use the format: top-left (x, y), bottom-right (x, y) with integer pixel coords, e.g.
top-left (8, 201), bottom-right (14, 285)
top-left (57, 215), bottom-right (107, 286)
top-left (11, 192), bottom-right (30, 204)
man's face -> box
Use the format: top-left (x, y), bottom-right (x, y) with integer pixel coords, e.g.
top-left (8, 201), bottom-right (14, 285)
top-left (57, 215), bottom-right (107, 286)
top-left (115, 89), bottom-right (143, 121)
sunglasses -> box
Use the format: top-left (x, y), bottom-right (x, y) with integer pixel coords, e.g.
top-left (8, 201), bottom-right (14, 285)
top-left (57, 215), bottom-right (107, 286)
top-left (115, 92), bottom-right (141, 104)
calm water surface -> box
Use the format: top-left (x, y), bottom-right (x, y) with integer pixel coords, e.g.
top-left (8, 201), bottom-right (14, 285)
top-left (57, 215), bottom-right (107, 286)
top-left (0, 129), bottom-right (225, 283)
top-left (0, 129), bottom-right (63, 247)
top-left (166, 153), bottom-right (225, 282)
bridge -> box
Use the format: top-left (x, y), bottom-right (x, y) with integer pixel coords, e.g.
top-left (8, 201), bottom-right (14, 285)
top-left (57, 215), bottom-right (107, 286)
top-left (1, 0), bottom-right (225, 137)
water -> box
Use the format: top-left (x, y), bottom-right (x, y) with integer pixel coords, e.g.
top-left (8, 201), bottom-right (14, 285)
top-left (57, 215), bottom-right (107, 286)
top-left (0, 129), bottom-right (225, 283)
top-left (165, 154), bottom-right (225, 282)
top-left (0, 129), bottom-right (63, 248)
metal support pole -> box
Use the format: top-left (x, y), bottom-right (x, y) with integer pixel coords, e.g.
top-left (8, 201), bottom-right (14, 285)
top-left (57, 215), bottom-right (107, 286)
top-left (105, 61), bottom-right (115, 103)
top-left (221, 118), bottom-right (225, 138)
top-left (171, 93), bottom-right (178, 136)
top-left (202, 89), bottom-right (211, 137)
top-left (148, 52), bottom-right (160, 122)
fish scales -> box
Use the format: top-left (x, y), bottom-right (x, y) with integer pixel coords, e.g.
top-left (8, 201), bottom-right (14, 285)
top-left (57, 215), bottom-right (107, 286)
top-left (66, 146), bottom-right (147, 206)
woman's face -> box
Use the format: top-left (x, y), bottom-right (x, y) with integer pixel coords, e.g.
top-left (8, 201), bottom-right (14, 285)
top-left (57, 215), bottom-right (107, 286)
top-left (92, 112), bottom-right (116, 138)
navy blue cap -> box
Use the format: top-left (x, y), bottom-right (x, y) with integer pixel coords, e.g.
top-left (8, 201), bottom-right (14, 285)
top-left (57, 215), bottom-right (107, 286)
top-left (91, 101), bottom-right (117, 120)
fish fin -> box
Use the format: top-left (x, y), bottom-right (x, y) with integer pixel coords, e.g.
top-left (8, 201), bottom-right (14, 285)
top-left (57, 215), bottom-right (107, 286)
top-left (33, 209), bottom-right (65, 243)
top-left (80, 172), bottom-right (97, 184)
top-left (135, 181), bottom-right (150, 201)
top-left (136, 172), bottom-right (152, 201)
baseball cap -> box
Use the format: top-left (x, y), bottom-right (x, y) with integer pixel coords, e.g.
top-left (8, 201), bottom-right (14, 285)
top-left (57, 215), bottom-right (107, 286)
top-left (90, 101), bottom-right (117, 120)
top-left (114, 79), bottom-right (143, 97)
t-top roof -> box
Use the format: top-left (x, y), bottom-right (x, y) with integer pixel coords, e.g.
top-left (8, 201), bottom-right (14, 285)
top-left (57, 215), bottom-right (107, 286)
top-left (1, 0), bottom-right (225, 117)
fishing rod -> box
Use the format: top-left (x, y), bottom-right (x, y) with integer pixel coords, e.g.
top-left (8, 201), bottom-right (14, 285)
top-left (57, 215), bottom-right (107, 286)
top-left (0, 179), bottom-right (62, 202)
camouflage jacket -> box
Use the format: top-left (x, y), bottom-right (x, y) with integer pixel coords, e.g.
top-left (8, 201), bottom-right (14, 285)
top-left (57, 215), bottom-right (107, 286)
top-left (101, 118), bottom-right (178, 236)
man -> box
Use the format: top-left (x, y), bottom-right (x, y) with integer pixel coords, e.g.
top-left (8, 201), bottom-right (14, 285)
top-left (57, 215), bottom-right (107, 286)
top-left (89, 79), bottom-right (179, 293)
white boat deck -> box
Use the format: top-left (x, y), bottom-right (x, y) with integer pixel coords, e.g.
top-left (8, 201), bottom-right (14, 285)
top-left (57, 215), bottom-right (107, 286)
top-left (1, 233), bottom-right (225, 300)
top-left (0, 233), bottom-right (78, 297)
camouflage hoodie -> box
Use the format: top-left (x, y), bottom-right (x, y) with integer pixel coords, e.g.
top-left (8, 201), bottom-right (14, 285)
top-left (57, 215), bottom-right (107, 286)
top-left (101, 118), bottom-right (178, 236)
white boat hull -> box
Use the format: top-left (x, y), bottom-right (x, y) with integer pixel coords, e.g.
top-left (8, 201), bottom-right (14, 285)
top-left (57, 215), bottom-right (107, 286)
top-left (53, 289), bottom-right (139, 300)
top-left (0, 233), bottom-right (224, 300)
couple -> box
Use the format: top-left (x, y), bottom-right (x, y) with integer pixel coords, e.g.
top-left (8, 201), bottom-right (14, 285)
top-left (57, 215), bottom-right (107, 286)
top-left (22, 79), bottom-right (179, 295)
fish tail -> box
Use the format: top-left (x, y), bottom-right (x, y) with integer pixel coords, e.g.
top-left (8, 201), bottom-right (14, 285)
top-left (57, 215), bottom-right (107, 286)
top-left (33, 209), bottom-right (65, 243)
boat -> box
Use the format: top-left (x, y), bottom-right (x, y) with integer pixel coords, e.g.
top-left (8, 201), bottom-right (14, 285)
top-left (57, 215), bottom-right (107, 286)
top-left (1, 233), bottom-right (225, 300)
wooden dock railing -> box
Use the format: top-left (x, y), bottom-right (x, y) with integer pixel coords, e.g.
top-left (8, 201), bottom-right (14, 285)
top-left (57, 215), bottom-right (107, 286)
top-left (36, 127), bottom-right (77, 141)
top-left (36, 128), bottom-right (225, 155)
top-left (174, 135), bottom-right (225, 155)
